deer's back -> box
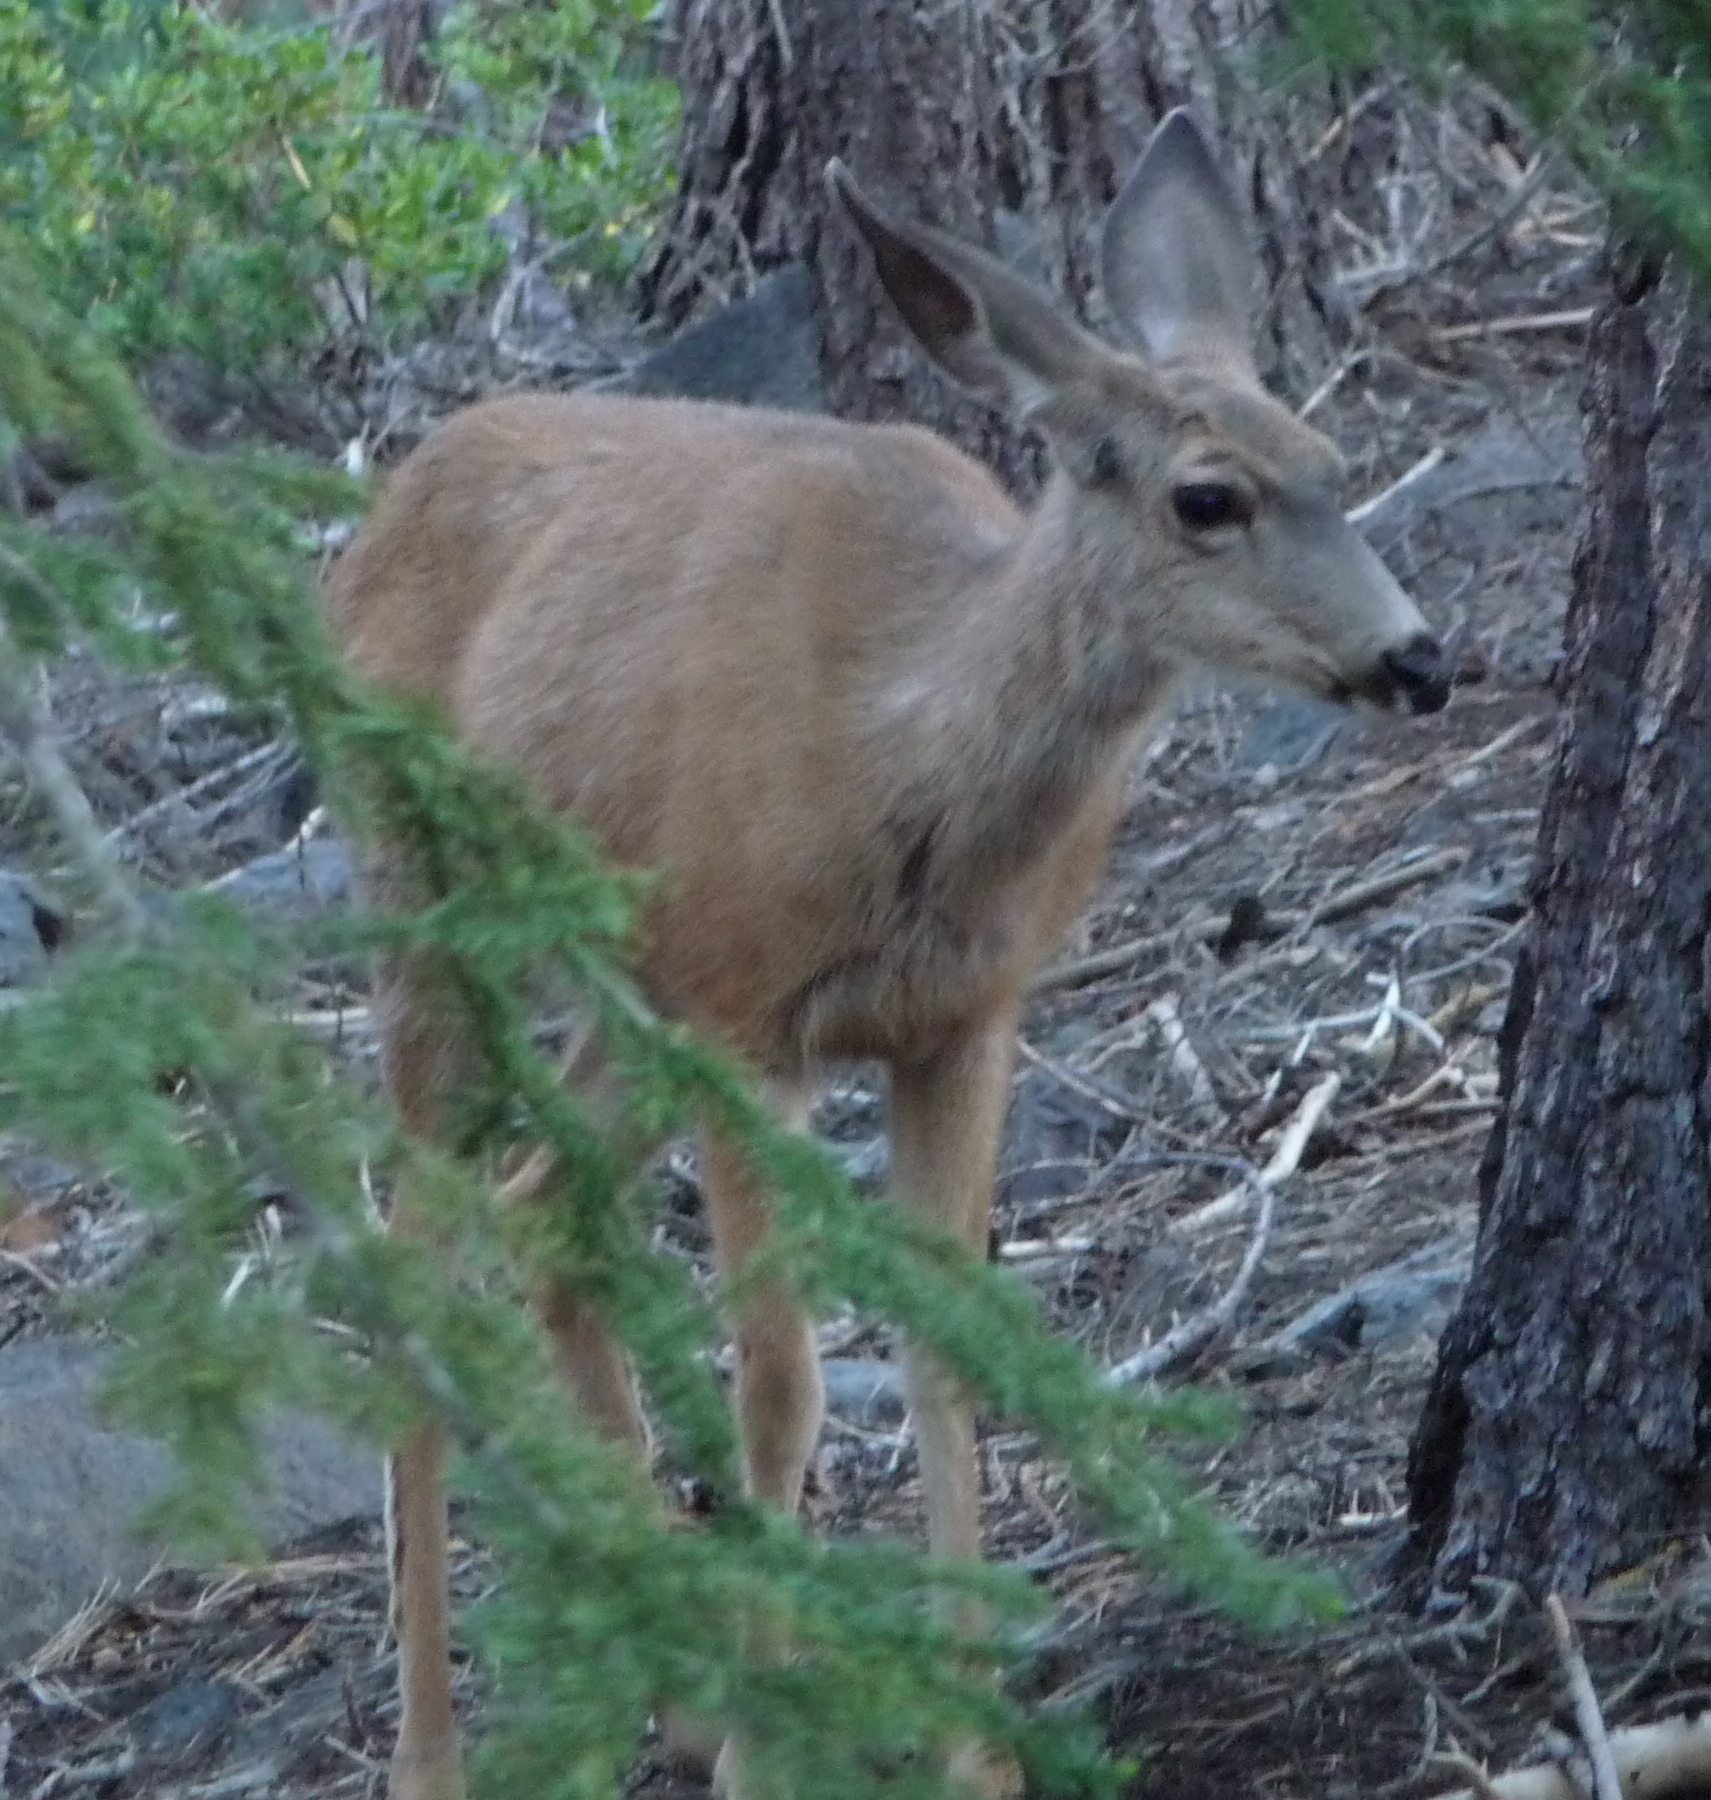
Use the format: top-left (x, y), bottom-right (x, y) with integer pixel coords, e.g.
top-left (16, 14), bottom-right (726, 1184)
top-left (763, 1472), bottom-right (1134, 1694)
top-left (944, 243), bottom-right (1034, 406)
top-left (328, 392), bottom-right (1111, 1063)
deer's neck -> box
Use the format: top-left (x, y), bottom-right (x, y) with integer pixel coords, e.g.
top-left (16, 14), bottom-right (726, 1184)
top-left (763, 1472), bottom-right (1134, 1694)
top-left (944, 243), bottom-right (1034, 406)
top-left (878, 480), bottom-right (1176, 896)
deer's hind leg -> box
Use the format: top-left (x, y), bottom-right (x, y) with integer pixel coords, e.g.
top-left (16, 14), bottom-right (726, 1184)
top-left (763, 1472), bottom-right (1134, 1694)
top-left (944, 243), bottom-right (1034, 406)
top-left (374, 943), bottom-right (479, 1800)
top-left (380, 977), bottom-right (658, 1800)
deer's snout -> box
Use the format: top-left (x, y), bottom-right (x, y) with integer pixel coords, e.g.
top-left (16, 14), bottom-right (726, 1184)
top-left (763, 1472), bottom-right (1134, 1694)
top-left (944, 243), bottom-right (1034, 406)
top-left (1380, 634), bottom-right (1451, 715)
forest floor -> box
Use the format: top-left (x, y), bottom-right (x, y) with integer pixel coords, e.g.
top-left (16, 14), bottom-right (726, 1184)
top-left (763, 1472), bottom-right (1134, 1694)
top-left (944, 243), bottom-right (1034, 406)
top-left (8, 107), bottom-right (1704, 1800)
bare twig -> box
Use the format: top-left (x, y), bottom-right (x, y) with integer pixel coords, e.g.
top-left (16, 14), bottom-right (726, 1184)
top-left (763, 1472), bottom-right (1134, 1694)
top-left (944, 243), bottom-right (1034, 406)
top-left (1302, 847), bottom-right (1471, 930)
top-left (1348, 447), bottom-right (1448, 527)
top-left (1412, 153), bottom-right (1557, 285)
top-left (1014, 1036), bottom-right (1148, 1126)
top-left (1168, 1072), bottom-right (1340, 1237)
top-left (1454, 713), bottom-right (1549, 774)
top-left (1145, 993), bottom-right (1225, 1122)
top-left (1432, 1749), bottom-right (1507, 1800)
top-left (1431, 306), bottom-right (1596, 343)
top-left (1547, 1594), bottom-right (1624, 1800)
top-left (764, 0), bottom-right (794, 68)
top-left (1033, 848), bottom-right (1470, 990)
top-left (0, 576), bottom-right (147, 937)
top-left (1105, 1160), bottom-right (1276, 1385)
top-left (106, 739), bottom-right (291, 855)
top-left (0, 1245), bottom-right (62, 1292)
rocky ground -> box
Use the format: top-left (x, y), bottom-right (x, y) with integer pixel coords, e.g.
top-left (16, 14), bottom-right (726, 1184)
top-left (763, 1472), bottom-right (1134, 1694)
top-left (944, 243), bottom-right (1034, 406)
top-left (7, 102), bottom-right (1701, 1800)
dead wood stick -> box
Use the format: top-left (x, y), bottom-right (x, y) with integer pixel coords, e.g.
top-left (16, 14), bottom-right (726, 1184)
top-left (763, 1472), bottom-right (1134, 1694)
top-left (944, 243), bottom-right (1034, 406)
top-left (1014, 1036), bottom-right (1149, 1126)
top-left (1455, 713), bottom-right (1548, 774)
top-left (1035, 847), bottom-right (1471, 990)
top-left (1340, 1060), bottom-right (1475, 1129)
top-left (1301, 846), bottom-right (1471, 929)
top-left (1106, 1162), bottom-right (1277, 1385)
top-left (1033, 916), bottom-right (1221, 989)
top-left (0, 571), bottom-right (147, 937)
top-left (1168, 1072), bottom-right (1340, 1237)
top-left (1547, 1594), bottom-right (1624, 1800)
top-left (1433, 1749), bottom-right (1506, 1800)
top-left (1429, 1712), bottom-right (1711, 1800)
top-left (1431, 305), bottom-right (1596, 343)
top-left (1347, 447), bottom-right (1447, 526)
top-left (1412, 152), bottom-right (1556, 284)
top-left (1145, 992), bottom-right (1225, 1121)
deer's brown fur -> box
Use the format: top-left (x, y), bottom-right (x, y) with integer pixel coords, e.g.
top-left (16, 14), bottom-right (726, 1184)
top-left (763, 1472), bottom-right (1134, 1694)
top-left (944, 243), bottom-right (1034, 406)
top-left (327, 111), bottom-right (1448, 1800)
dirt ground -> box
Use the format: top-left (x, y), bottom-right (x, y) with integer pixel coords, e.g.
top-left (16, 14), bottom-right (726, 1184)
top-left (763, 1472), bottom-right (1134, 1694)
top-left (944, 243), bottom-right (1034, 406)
top-left (8, 101), bottom-right (1702, 1800)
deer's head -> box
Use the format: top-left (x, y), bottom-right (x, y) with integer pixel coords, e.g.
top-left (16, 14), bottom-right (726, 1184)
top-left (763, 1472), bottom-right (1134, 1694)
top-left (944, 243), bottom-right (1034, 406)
top-left (830, 112), bottom-right (1449, 718)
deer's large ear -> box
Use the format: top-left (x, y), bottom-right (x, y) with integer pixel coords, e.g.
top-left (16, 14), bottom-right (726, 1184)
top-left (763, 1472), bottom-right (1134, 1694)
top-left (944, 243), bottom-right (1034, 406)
top-left (1101, 110), bottom-right (1257, 367)
top-left (828, 160), bottom-right (1104, 412)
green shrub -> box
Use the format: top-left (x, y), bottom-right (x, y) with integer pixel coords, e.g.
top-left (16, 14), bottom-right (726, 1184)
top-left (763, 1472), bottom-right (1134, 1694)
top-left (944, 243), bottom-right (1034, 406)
top-left (0, 0), bottom-right (677, 389)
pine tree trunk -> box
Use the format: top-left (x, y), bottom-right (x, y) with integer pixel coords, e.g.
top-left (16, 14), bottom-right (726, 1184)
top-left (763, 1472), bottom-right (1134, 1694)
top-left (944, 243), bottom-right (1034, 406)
top-left (640, 0), bottom-right (1024, 479)
top-left (642, 0), bottom-right (1354, 487)
top-left (1406, 246), bottom-right (1711, 1599)
top-left (334, 0), bottom-right (441, 105)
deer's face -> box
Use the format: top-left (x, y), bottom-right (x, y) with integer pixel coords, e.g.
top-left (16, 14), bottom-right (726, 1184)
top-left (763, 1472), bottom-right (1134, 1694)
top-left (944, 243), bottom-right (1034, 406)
top-left (1054, 363), bottom-right (1448, 716)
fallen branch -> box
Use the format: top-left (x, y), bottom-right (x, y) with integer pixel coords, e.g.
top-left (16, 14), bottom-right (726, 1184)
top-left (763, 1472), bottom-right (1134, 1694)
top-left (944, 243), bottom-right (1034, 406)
top-left (1430, 1712), bottom-right (1711, 1800)
top-left (1168, 1072), bottom-right (1340, 1238)
top-left (1034, 848), bottom-right (1470, 991)
top-left (1105, 1161), bottom-right (1276, 1385)
top-left (1145, 993), bottom-right (1225, 1122)
top-left (1015, 1036), bottom-right (1148, 1126)
top-left (1302, 846), bottom-right (1471, 930)
top-left (1431, 305), bottom-right (1596, 342)
top-left (1547, 1595), bottom-right (1624, 1800)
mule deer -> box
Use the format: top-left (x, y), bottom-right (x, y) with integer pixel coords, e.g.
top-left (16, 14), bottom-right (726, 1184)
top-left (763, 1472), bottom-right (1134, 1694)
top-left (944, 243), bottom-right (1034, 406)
top-left (328, 110), bottom-right (1448, 1800)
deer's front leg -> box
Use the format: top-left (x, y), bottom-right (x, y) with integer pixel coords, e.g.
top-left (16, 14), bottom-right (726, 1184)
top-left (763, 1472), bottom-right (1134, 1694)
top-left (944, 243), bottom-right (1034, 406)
top-left (889, 1011), bottom-right (1018, 1563)
top-left (889, 1009), bottom-right (1024, 1798)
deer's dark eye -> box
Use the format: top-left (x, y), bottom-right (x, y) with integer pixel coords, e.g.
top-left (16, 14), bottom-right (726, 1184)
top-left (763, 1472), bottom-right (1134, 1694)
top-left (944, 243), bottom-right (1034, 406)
top-left (1172, 481), bottom-right (1249, 531)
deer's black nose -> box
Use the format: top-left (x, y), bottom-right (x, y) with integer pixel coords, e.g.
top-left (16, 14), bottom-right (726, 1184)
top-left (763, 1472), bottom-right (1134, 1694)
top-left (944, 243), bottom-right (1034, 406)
top-left (1383, 634), bottom-right (1450, 715)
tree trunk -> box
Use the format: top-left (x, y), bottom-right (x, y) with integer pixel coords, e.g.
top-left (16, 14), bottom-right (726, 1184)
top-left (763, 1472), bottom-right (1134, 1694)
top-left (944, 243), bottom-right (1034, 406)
top-left (1406, 246), bottom-right (1711, 1600)
top-left (641, 0), bottom-right (1021, 479)
top-left (332, 0), bottom-right (442, 105)
top-left (642, 0), bottom-right (1354, 488)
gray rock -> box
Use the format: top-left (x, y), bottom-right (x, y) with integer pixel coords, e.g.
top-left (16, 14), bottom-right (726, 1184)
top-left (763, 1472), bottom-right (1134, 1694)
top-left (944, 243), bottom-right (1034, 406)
top-left (821, 1358), bottom-right (904, 1427)
top-left (130, 1677), bottom-right (246, 1755)
top-left (1241, 1232), bottom-right (1473, 1378)
top-left (600, 266), bottom-right (825, 414)
top-left (1356, 417), bottom-right (1581, 551)
top-left (0, 872), bottom-right (53, 985)
top-left (0, 1337), bottom-right (380, 1667)
top-left (203, 835), bottom-right (351, 919)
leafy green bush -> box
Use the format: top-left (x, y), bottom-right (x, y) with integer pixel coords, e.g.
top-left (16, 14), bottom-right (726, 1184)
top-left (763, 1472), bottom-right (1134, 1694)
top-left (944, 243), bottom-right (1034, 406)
top-left (0, 0), bottom-right (676, 389)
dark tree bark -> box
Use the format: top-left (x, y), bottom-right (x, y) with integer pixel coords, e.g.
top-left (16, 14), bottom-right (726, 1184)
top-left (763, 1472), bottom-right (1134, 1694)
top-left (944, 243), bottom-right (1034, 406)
top-left (641, 0), bottom-right (1020, 478)
top-left (642, 0), bottom-right (1355, 487)
top-left (1406, 248), bottom-right (1711, 1599)
top-left (333, 0), bottom-right (444, 105)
